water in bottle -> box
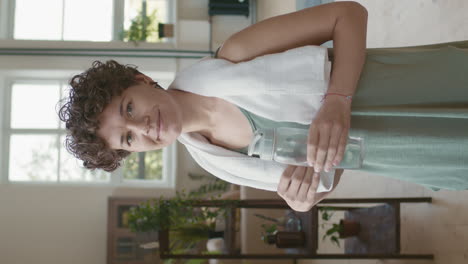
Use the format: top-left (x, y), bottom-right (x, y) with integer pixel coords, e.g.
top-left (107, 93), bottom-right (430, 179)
top-left (247, 127), bottom-right (364, 169)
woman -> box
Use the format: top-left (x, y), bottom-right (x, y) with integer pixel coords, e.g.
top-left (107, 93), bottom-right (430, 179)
top-left (59, 2), bottom-right (468, 212)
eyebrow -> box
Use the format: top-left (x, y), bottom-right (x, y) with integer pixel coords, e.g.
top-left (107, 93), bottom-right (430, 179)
top-left (119, 96), bottom-right (125, 147)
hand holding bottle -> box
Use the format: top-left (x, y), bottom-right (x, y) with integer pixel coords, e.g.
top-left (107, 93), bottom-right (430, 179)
top-left (307, 96), bottom-right (352, 173)
top-left (277, 165), bottom-right (321, 212)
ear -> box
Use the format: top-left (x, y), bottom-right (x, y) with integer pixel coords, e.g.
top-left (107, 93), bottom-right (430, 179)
top-left (134, 74), bottom-right (154, 84)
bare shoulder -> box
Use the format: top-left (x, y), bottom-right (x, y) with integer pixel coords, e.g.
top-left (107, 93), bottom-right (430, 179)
top-left (205, 98), bottom-right (254, 150)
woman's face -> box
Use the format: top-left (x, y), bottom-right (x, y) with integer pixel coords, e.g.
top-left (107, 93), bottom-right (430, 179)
top-left (97, 75), bottom-right (182, 152)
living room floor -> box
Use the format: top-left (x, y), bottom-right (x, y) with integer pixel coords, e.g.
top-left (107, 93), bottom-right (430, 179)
top-left (255, 0), bottom-right (468, 263)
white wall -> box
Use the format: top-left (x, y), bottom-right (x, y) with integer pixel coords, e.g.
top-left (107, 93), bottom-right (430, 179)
top-left (176, 0), bottom-right (252, 52)
top-left (346, 0), bottom-right (468, 48)
top-left (0, 1), bottom-right (254, 264)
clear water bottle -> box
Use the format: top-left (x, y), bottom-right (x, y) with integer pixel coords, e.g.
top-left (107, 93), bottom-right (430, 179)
top-left (247, 127), bottom-right (364, 169)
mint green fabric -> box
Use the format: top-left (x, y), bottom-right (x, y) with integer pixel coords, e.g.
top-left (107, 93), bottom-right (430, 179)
top-left (232, 40), bottom-right (468, 191)
top-left (231, 107), bottom-right (311, 154)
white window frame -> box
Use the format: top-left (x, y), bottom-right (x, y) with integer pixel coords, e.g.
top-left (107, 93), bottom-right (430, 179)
top-left (0, 0), bottom-right (176, 42)
top-left (0, 70), bottom-right (177, 188)
top-left (0, 0), bottom-right (14, 39)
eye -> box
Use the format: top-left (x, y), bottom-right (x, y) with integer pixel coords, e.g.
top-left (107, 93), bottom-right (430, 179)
top-left (126, 102), bottom-right (133, 117)
top-left (126, 131), bottom-right (133, 146)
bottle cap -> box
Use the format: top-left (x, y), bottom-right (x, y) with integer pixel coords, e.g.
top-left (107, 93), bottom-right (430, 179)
top-left (247, 128), bottom-right (275, 160)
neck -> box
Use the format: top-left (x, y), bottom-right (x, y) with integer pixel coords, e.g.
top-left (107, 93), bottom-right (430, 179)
top-left (167, 88), bottom-right (219, 137)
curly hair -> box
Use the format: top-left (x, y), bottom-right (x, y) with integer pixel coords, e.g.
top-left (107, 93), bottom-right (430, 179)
top-left (58, 60), bottom-right (141, 172)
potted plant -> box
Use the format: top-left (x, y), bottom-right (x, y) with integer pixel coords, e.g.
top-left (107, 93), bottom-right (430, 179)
top-left (260, 223), bottom-right (278, 244)
top-left (127, 195), bottom-right (222, 255)
top-left (254, 210), bottom-right (302, 231)
top-left (120, 1), bottom-right (159, 43)
top-left (320, 207), bottom-right (361, 247)
top-left (127, 182), bottom-right (240, 254)
top-left (259, 223), bottom-right (306, 248)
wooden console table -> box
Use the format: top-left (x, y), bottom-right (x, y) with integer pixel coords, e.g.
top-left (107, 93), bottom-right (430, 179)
top-left (159, 197), bottom-right (433, 260)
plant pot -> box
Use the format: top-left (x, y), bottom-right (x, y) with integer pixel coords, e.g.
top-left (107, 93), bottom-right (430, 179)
top-left (267, 231), bottom-right (306, 248)
top-left (338, 219), bottom-right (360, 238)
top-left (158, 23), bottom-right (174, 38)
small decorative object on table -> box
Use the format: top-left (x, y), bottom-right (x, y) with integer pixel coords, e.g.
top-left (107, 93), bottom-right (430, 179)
top-left (258, 211), bottom-right (306, 248)
top-left (265, 231), bottom-right (306, 248)
top-left (320, 207), bottom-right (361, 247)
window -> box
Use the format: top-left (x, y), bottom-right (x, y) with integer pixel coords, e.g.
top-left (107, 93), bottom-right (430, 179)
top-left (5, 80), bottom-right (110, 183)
top-left (1, 75), bottom-right (176, 187)
top-left (119, 0), bottom-right (172, 42)
top-left (7, 0), bottom-right (174, 42)
top-left (0, 0), bottom-right (178, 186)
top-left (14, 0), bottom-right (114, 41)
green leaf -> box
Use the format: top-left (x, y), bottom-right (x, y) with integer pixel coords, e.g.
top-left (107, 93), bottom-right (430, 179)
top-left (322, 211), bottom-right (329, 221)
top-left (326, 228), bottom-right (336, 236)
top-left (331, 236), bottom-right (341, 247)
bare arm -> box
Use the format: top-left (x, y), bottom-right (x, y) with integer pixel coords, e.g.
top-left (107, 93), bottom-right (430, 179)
top-left (218, 1), bottom-right (368, 97)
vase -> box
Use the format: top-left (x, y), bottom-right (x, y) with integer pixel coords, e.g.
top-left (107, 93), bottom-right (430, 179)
top-left (338, 219), bottom-right (361, 238)
top-left (266, 231), bottom-right (305, 248)
top-left (285, 211), bottom-right (302, 231)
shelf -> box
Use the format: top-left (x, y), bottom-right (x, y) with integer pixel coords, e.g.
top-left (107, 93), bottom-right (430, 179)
top-left (223, 206), bottom-right (238, 254)
top-left (108, 197), bottom-right (161, 264)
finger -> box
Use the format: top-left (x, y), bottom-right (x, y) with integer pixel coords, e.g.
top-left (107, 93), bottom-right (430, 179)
top-left (307, 124), bottom-right (319, 166)
top-left (277, 165), bottom-right (296, 194)
top-left (306, 171), bottom-right (321, 201)
top-left (314, 123), bottom-right (332, 172)
top-left (333, 131), bottom-right (348, 167)
top-left (287, 166), bottom-right (307, 197)
top-left (324, 125), bottom-right (342, 172)
top-left (297, 167), bottom-right (314, 202)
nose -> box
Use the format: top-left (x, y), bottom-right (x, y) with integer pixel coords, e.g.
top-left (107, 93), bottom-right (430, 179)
top-left (127, 116), bottom-right (149, 135)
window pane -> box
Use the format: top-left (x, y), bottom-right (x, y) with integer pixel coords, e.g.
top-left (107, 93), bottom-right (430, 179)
top-left (11, 83), bottom-right (60, 129)
top-left (63, 0), bottom-right (113, 41)
top-left (123, 150), bottom-right (162, 180)
top-left (122, 152), bottom-right (139, 179)
top-left (9, 135), bottom-right (58, 182)
top-left (147, 0), bottom-right (169, 22)
top-left (144, 150), bottom-right (163, 180)
top-left (14, 0), bottom-right (63, 40)
top-left (59, 135), bottom-right (110, 182)
top-left (123, 0), bottom-right (169, 42)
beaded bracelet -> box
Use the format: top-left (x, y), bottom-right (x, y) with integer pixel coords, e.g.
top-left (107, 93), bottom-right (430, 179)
top-left (321, 92), bottom-right (353, 103)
